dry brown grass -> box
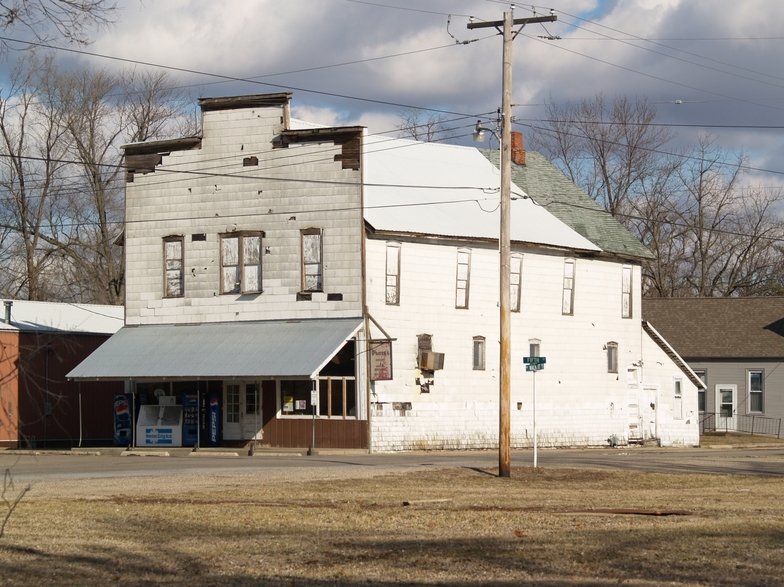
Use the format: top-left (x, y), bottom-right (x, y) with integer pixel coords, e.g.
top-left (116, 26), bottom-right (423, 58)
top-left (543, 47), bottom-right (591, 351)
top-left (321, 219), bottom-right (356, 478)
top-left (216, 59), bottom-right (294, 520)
top-left (1, 466), bottom-right (783, 586)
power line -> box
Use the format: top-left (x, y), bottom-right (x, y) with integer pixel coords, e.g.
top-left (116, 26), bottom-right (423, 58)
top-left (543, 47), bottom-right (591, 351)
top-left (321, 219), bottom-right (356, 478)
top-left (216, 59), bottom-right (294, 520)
top-left (550, 8), bottom-right (784, 87)
top-left (0, 33), bottom-right (491, 119)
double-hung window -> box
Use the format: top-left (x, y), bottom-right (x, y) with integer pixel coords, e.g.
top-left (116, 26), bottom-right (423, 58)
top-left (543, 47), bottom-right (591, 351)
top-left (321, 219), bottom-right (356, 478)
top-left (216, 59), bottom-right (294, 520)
top-left (221, 232), bottom-right (262, 294)
top-left (455, 248), bottom-right (471, 309)
top-left (163, 236), bottom-right (184, 298)
top-left (748, 369), bottom-right (764, 412)
top-left (621, 265), bottom-right (632, 318)
top-left (473, 336), bottom-right (486, 370)
top-left (562, 258), bottom-right (575, 315)
top-left (606, 341), bottom-right (618, 374)
top-left (510, 253), bottom-right (523, 312)
top-left (694, 369), bottom-right (707, 412)
top-left (301, 228), bottom-right (323, 292)
top-left (385, 242), bottom-right (401, 305)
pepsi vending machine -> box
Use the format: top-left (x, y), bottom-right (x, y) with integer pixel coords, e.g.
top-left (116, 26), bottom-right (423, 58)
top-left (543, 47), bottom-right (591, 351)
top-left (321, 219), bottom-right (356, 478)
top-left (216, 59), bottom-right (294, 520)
top-left (113, 394), bottom-right (133, 446)
top-left (181, 393), bottom-right (199, 447)
top-left (207, 391), bottom-right (221, 447)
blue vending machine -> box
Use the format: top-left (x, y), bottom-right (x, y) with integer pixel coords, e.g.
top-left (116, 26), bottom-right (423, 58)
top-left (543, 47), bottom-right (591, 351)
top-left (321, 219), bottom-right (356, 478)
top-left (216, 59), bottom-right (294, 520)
top-left (207, 390), bottom-right (221, 447)
top-left (181, 393), bottom-right (199, 447)
top-left (113, 394), bottom-right (133, 446)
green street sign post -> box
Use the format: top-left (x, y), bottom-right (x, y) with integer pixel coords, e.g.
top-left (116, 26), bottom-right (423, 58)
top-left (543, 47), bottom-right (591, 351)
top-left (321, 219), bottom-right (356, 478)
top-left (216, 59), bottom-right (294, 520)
top-left (523, 356), bottom-right (546, 468)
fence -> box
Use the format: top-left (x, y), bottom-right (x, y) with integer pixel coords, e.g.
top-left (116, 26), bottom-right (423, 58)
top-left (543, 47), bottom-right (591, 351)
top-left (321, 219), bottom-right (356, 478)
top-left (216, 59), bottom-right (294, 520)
top-left (700, 412), bottom-right (782, 438)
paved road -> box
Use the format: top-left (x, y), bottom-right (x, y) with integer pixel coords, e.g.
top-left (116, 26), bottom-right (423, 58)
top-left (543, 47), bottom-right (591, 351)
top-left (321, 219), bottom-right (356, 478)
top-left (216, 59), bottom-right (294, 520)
top-left (1, 446), bottom-right (783, 483)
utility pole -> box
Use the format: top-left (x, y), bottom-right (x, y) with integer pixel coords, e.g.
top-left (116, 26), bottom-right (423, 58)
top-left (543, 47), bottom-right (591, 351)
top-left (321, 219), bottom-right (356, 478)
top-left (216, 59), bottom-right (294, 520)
top-left (468, 9), bottom-right (556, 478)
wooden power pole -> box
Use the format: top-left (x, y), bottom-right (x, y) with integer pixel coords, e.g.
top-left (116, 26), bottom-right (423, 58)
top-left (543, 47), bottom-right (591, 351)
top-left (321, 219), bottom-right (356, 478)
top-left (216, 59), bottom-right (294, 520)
top-left (468, 10), bottom-right (556, 478)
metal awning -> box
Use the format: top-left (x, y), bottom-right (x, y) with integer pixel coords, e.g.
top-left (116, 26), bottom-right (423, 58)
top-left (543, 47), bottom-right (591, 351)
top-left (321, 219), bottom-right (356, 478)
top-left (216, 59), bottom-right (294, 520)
top-left (67, 317), bottom-right (363, 381)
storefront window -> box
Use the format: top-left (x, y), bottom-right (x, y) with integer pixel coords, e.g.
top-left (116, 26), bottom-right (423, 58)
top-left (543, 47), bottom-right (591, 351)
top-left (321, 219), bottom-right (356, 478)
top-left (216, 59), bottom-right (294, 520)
top-left (280, 380), bottom-right (313, 416)
top-left (318, 377), bottom-right (356, 418)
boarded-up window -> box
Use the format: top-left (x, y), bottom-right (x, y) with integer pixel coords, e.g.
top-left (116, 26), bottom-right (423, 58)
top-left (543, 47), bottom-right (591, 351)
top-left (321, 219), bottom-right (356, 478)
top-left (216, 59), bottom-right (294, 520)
top-left (621, 265), bottom-right (632, 318)
top-left (221, 232), bottom-right (262, 294)
top-left (163, 236), bottom-right (184, 298)
top-left (385, 242), bottom-right (401, 305)
top-left (302, 228), bottom-right (323, 292)
top-left (511, 253), bottom-right (523, 312)
top-left (455, 248), bottom-right (471, 309)
top-left (562, 258), bottom-right (575, 315)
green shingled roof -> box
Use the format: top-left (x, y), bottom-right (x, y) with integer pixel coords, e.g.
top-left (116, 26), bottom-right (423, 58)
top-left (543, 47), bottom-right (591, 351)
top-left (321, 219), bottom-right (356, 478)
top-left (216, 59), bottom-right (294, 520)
top-left (482, 150), bottom-right (653, 260)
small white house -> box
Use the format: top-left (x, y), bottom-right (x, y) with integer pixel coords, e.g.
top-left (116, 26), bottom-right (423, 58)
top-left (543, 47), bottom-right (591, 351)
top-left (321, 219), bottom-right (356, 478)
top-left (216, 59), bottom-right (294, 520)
top-left (70, 93), bottom-right (701, 450)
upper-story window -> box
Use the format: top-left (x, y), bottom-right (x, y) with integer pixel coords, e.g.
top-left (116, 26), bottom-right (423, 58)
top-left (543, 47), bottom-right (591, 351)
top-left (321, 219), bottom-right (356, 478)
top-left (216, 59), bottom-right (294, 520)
top-left (621, 265), bottom-right (632, 318)
top-left (562, 258), bottom-right (575, 315)
top-left (221, 232), bottom-right (262, 294)
top-left (163, 236), bottom-right (184, 298)
top-left (301, 228), bottom-right (323, 292)
top-left (385, 242), bottom-right (401, 305)
top-left (511, 253), bottom-right (523, 313)
top-left (455, 248), bottom-right (471, 309)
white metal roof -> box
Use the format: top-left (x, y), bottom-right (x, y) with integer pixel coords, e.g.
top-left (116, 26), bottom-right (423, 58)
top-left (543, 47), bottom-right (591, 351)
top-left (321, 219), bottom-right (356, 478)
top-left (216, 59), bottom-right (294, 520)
top-left (67, 317), bottom-right (363, 380)
top-left (362, 134), bottom-right (600, 251)
top-left (0, 299), bottom-right (123, 335)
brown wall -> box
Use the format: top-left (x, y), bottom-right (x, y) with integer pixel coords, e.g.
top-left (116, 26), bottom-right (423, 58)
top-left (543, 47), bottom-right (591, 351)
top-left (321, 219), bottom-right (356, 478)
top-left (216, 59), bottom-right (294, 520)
top-left (0, 331), bottom-right (20, 447)
top-left (17, 332), bottom-right (124, 448)
top-left (260, 381), bottom-right (367, 449)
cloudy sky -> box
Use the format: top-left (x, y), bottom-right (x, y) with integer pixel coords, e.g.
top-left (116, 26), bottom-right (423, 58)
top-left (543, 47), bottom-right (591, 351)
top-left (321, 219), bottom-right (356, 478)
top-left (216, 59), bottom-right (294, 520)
top-left (12, 0), bottom-right (784, 187)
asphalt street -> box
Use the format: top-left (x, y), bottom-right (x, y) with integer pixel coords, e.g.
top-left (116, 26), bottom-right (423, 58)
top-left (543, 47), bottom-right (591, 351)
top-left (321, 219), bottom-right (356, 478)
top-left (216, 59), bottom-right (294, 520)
top-left (1, 446), bottom-right (783, 483)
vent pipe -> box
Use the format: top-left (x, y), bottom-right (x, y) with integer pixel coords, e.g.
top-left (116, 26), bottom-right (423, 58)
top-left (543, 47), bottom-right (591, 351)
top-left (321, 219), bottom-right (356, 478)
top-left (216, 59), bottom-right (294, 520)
top-left (3, 300), bottom-right (11, 324)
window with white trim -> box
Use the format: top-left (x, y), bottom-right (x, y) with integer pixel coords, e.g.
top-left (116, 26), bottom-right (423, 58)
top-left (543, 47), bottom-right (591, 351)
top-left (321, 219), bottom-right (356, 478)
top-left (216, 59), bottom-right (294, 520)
top-left (606, 341), bottom-right (618, 373)
top-left (529, 338), bottom-right (541, 358)
top-left (621, 265), bottom-right (632, 318)
top-left (301, 228), bottom-right (323, 292)
top-left (455, 248), bottom-right (471, 309)
top-left (749, 369), bottom-right (764, 412)
top-left (163, 236), bottom-right (184, 298)
top-left (674, 377), bottom-right (683, 419)
top-left (694, 369), bottom-right (707, 412)
top-left (510, 253), bottom-right (523, 312)
top-left (562, 258), bottom-right (575, 315)
top-left (385, 242), bottom-right (400, 305)
top-left (221, 232), bottom-right (262, 294)
top-left (473, 336), bottom-right (486, 370)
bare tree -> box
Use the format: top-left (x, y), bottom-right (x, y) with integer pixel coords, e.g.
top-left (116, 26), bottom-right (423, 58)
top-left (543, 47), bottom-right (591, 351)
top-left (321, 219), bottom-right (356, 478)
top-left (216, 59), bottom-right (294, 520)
top-left (626, 138), bottom-right (784, 297)
top-left (55, 67), bottom-right (193, 303)
top-left (396, 109), bottom-right (446, 142)
top-left (0, 57), bottom-right (71, 300)
top-left (0, 57), bottom-right (193, 303)
top-left (0, 0), bottom-right (115, 50)
top-left (532, 95), bottom-right (673, 216)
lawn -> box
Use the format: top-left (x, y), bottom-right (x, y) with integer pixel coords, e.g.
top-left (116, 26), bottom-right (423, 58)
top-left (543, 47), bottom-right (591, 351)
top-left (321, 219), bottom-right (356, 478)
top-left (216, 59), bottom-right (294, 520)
top-left (0, 465), bottom-right (782, 585)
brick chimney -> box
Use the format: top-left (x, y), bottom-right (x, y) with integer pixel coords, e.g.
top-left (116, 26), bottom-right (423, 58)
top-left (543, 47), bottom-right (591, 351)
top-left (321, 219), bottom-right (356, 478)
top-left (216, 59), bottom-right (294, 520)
top-left (511, 131), bottom-right (526, 166)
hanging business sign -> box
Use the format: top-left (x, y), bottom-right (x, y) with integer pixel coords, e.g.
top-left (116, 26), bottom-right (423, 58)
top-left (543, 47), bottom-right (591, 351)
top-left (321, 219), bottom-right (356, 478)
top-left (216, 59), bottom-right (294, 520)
top-left (369, 340), bottom-right (393, 381)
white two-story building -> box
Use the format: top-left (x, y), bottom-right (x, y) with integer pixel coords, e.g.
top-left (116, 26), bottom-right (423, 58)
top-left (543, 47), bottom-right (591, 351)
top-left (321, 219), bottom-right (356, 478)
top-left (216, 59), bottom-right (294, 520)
top-left (70, 93), bottom-right (701, 451)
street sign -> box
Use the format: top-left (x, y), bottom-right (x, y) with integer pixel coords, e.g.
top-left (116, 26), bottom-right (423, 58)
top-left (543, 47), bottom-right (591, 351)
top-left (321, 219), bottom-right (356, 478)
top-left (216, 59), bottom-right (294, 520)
top-left (523, 356), bottom-right (546, 365)
top-left (526, 364), bottom-right (543, 372)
